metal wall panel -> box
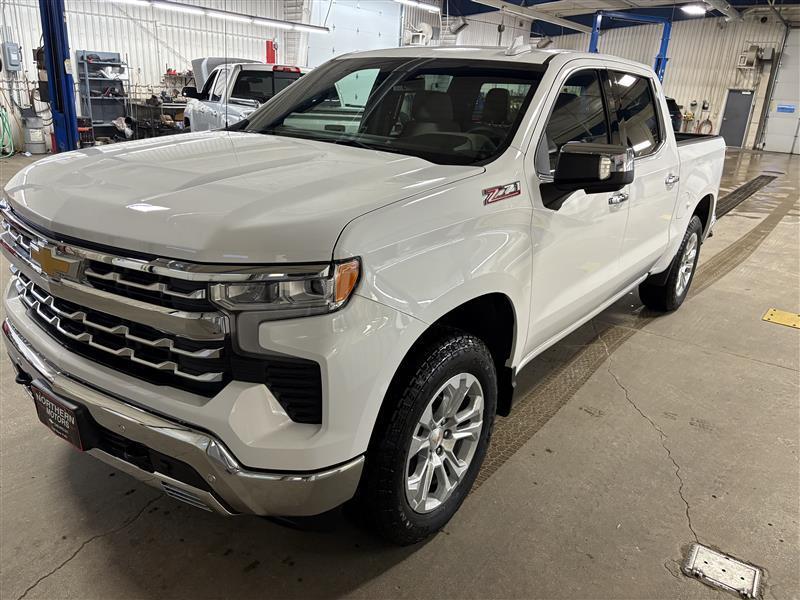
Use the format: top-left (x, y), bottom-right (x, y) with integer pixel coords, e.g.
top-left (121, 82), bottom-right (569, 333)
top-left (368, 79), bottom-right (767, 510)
top-left (454, 9), bottom-right (531, 47)
top-left (2, 0), bottom-right (292, 96)
top-left (550, 14), bottom-right (787, 144)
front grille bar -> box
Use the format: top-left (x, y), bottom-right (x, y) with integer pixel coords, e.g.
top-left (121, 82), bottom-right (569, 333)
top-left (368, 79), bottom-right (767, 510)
top-left (16, 276), bottom-right (224, 383)
top-left (84, 268), bottom-right (207, 300)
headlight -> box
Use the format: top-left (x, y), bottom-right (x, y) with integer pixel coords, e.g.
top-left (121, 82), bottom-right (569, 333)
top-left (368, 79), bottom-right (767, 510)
top-left (209, 258), bottom-right (360, 320)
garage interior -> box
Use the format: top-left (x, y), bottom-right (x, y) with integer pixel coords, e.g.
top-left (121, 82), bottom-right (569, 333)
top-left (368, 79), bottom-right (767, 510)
top-left (0, 0), bottom-right (798, 599)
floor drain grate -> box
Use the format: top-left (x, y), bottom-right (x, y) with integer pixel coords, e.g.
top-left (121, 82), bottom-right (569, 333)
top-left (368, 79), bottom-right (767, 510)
top-left (682, 543), bottom-right (762, 598)
top-left (715, 175), bottom-right (778, 218)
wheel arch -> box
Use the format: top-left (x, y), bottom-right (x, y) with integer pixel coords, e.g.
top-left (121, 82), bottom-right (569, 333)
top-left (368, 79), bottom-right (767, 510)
top-left (693, 193), bottom-right (714, 237)
top-left (380, 293), bottom-right (518, 424)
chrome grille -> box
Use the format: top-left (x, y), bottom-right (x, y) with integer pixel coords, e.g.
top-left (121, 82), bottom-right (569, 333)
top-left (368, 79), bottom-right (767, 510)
top-left (1, 212), bottom-right (212, 311)
top-left (16, 273), bottom-right (225, 384)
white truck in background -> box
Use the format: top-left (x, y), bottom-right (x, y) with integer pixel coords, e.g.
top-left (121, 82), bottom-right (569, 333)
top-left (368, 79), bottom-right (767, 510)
top-left (183, 57), bottom-right (305, 131)
top-left (2, 45), bottom-right (724, 546)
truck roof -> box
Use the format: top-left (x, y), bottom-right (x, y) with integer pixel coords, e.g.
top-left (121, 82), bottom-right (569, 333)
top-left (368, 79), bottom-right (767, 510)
top-left (333, 45), bottom-right (651, 72)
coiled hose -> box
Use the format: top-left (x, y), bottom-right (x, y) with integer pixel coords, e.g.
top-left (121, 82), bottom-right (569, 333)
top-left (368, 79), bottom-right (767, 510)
top-left (0, 106), bottom-right (14, 158)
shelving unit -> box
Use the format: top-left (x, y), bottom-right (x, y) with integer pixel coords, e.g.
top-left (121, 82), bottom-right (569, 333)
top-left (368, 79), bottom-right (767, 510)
top-left (76, 50), bottom-right (130, 142)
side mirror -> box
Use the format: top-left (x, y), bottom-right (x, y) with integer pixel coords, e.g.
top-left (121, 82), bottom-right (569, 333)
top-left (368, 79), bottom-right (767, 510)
top-left (554, 142), bottom-right (634, 194)
top-left (181, 86), bottom-right (200, 99)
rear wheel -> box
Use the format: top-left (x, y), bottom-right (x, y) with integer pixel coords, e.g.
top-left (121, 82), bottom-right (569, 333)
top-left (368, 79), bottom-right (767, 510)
top-left (639, 215), bottom-right (703, 312)
top-left (355, 328), bottom-right (497, 545)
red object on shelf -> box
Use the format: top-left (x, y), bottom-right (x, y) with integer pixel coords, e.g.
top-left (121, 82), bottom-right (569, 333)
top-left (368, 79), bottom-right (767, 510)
top-left (266, 40), bottom-right (276, 64)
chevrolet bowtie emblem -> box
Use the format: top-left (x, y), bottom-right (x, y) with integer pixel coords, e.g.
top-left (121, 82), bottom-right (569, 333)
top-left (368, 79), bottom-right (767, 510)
top-left (30, 245), bottom-right (72, 278)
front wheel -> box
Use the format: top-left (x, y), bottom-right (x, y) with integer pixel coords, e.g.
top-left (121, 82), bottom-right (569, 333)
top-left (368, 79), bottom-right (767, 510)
top-left (354, 328), bottom-right (497, 545)
top-left (639, 215), bottom-right (703, 312)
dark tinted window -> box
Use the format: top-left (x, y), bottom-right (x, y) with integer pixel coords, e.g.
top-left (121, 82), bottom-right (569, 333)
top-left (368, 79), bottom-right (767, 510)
top-left (232, 70), bottom-right (274, 102)
top-left (609, 71), bottom-right (662, 156)
top-left (199, 71), bottom-right (217, 100)
top-left (210, 67), bottom-right (229, 102)
top-left (537, 69), bottom-right (609, 174)
top-left (274, 71), bottom-right (302, 94)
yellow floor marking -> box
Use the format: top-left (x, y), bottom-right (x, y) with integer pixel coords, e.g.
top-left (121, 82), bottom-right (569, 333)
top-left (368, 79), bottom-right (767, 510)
top-left (762, 308), bottom-right (800, 329)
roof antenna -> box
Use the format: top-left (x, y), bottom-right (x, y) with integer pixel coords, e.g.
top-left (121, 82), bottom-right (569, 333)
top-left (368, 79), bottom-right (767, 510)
top-left (505, 35), bottom-right (532, 56)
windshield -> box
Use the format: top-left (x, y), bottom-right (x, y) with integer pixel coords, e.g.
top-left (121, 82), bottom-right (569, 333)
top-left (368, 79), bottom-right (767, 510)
top-left (242, 57), bottom-right (545, 166)
top-left (231, 69), bottom-right (302, 104)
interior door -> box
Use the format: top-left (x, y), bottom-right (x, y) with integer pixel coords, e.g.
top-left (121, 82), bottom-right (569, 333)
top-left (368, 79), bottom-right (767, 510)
top-left (525, 68), bottom-right (631, 353)
top-left (609, 70), bottom-right (680, 280)
top-left (719, 90), bottom-right (754, 147)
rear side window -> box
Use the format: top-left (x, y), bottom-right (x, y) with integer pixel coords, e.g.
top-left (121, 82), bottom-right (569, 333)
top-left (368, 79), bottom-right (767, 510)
top-left (609, 71), bottom-right (662, 157)
top-left (537, 69), bottom-right (609, 174)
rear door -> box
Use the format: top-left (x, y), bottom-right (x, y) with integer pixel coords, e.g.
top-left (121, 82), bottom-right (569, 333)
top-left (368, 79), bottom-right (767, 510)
top-left (524, 67), bottom-right (631, 352)
top-left (608, 70), bottom-right (680, 282)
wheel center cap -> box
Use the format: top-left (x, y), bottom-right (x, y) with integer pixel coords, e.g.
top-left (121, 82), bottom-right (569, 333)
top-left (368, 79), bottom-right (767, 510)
top-left (430, 427), bottom-right (444, 448)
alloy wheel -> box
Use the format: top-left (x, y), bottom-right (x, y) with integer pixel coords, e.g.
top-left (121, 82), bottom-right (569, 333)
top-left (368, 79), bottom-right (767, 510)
top-left (405, 373), bottom-right (484, 514)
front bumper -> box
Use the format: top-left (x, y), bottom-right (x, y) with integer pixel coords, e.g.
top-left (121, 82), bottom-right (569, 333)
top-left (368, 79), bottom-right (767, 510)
top-left (2, 319), bottom-right (364, 516)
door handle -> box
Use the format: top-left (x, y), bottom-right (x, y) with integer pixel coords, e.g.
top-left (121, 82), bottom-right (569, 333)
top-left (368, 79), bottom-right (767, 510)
top-left (665, 174), bottom-right (680, 188)
top-left (608, 191), bottom-right (629, 205)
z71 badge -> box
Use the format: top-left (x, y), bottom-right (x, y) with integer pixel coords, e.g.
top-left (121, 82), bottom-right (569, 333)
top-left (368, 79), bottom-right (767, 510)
top-left (483, 181), bottom-right (521, 205)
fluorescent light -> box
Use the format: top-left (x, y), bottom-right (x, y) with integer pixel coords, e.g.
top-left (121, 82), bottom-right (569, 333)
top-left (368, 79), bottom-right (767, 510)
top-left (110, 0), bottom-right (152, 6)
top-left (253, 18), bottom-right (295, 30)
top-left (292, 22), bottom-right (331, 33)
top-left (680, 3), bottom-right (708, 15)
top-left (154, 1), bottom-right (206, 15)
top-left (207, 11), bottom-right (253, 24)
top-left (112, 0), bottom-right (329, 34)
top-left (394, 0), bottom-right (441, 14)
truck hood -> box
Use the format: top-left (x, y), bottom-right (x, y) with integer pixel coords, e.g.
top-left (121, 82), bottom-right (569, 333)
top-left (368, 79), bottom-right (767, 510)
top-left (5, 131), bottom-right (483, 263)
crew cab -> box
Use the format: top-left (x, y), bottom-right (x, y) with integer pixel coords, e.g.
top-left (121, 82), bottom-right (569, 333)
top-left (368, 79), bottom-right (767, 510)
top-left (1, 45), bottom-right (724, 545)
top-left (182, 61), bottom-right (305, 131)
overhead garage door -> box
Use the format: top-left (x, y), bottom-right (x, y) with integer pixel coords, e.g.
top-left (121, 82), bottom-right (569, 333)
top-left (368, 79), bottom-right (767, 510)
top-left (763, 29), bottom-right (800, 154)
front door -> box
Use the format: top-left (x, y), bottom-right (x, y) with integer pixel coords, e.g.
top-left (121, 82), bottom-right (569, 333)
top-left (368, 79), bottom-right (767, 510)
top-left (719, 90), bottom-right (754, 147)
top-left (191, 70), bottom-right (218, 131)
top-left (525, 68), bottom-right (630, 353)
top-left (609, 70), bottom-right (680, 280)
top-left (204, 66), bottom-right (231, 129)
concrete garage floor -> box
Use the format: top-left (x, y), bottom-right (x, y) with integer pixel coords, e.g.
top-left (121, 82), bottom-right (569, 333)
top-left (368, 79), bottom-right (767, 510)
top-left (1, 148), bottom-right (798, 600)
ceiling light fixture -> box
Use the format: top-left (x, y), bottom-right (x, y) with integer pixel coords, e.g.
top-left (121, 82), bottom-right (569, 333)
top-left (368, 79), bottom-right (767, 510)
top-left (393, 0), bottom-right (441, 14)
top-left (111, 0), bottom-right (152, 6)
top-left (680, 3), bottom-right (709, 15)
top-left (210, 12), bottom-right (254, 24)
top-left (156, 1), bottom-right (206, 15)
top-left (109, 0), bottom-right (330, 33)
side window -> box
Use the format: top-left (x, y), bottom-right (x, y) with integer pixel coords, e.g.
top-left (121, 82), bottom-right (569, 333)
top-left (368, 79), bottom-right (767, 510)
top-left (536, 69), bottom-right (609, 175)
top-left (609, 71), bottom-right (662, 157)
top-left (199, 71), bottom-right (217, 100)
top-left (210, 68), bottom-right (229, 102)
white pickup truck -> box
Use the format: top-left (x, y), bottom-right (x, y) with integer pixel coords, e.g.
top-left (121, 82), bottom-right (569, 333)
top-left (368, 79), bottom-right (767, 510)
top-left (2, 45), bottom-right (724, 545)
top-left (182, 61), bottom-right (305, 131)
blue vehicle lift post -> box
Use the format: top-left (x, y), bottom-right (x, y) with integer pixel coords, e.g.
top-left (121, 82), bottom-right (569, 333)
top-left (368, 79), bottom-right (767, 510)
top-left (39, 0), bottom-right (79, 152)
top-left (588, 11), bottom-right (672, 81)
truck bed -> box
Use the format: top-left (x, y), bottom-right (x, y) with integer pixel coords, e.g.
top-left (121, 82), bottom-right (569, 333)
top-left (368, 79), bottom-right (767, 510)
top-left (675, 132), bottom-right (723, 146)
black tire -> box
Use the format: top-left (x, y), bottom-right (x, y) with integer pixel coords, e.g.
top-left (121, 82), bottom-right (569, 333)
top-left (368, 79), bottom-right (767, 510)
top-left (639, 215), bottom-right (703, 312)
top-left (354, 328), bottom-right (497, 545)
